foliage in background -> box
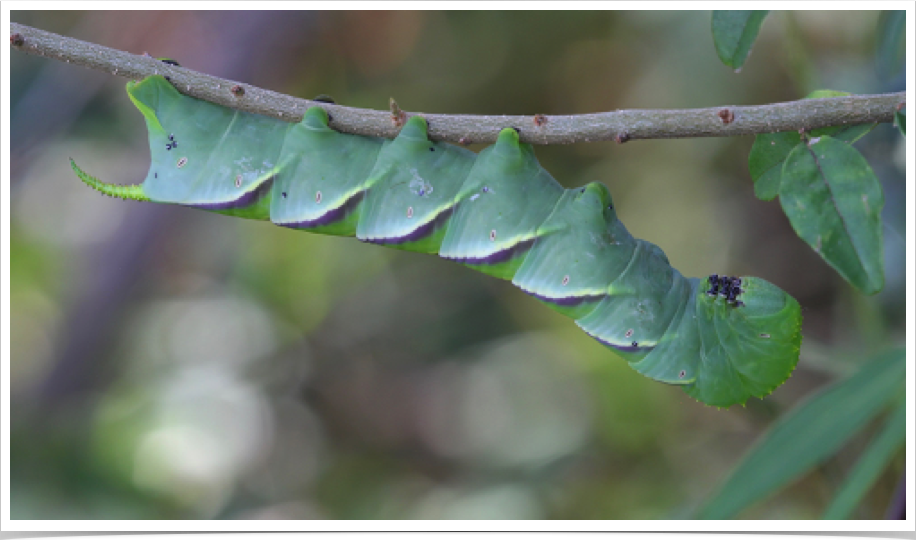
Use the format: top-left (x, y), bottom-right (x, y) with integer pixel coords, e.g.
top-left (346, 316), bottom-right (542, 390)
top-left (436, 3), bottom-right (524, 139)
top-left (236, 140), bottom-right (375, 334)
top-left (711, 10), bottom-right (770, 70)
top-left (699, 348), bottom-right (904, 519)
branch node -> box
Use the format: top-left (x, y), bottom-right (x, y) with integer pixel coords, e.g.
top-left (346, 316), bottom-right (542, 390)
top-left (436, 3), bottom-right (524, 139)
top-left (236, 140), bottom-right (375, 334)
top-left (718, 108), bottom-right (735, 124)
top-left (10, 32), bottom-right (24, 46)
top-left (533, 114), bottom-right (548, 127)
top-left (389, 98), bottom-right (407, 128)
top-left (230, 84), bottom-right (245, 97)
top-left (615, 131), bottom-right (630, 144)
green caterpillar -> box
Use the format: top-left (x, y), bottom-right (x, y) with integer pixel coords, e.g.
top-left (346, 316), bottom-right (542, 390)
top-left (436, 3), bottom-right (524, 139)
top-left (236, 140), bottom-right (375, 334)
top-left (72, 75), bottom-right (803, 407)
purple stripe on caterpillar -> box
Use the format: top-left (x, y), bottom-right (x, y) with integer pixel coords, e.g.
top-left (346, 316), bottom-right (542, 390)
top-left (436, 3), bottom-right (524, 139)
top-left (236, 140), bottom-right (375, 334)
top-left (278, 191), bottom-right (365, 229)
top-left (444, 237), bottom-right (537, 266)
top-left (187, 175), bottom-right (274, 211)
top-left (361, 207), bottom-right (455, 246)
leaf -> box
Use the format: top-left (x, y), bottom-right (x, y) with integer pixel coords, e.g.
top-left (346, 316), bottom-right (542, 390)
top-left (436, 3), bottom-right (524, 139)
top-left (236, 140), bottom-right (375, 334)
top-left (748, 90), bottom-right (875, 201)
top-left (780, 135), bottom-right (885, 295)
top-left (894, 110), bottom-right (905, 136)
top-left (876, 11), bottom-right (906, 81)
top-left (748, 132), bottom-right (802, 201)
top-left (711, 11), bottom-right (769, 70)
top-left (698, 348), bottom-right (905, 519)
top-left (822, 400), bottom-right (906, 519)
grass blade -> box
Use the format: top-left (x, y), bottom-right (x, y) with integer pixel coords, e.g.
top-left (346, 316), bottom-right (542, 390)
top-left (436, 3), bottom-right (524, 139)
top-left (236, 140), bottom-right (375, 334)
top-left (822, 400), bottom-right (906, 519)
top-left (698, 348), bottom-right (904, 519)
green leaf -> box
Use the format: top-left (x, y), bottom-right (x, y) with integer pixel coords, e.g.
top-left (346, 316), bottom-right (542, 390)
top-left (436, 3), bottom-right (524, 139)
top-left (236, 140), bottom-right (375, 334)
top-left (748, 90), bottom-right (875, 201)
top-left (876, 11), bottom-right (905, 81)
top-left (894, 110), bottom-right (905, 136)
top-left (823, 400), bottom-right (906, 519)
top-left (748, 133), bottom-right (802, 201)
top-left (780, 135), bottom-right (885, 295)
top-left (712, 11), bottom-right (769, 70)
top-left (698, 348), bottom-right (905, 519)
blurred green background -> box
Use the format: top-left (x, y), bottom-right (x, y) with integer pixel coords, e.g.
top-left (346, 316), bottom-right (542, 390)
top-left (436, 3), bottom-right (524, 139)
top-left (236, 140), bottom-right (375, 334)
top-left (9, 10), bottom-right (906, 519)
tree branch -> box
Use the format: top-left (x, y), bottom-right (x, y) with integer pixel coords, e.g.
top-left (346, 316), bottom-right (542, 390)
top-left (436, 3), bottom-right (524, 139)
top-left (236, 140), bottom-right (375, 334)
top-left (11, 22), bottom-right (906, 146)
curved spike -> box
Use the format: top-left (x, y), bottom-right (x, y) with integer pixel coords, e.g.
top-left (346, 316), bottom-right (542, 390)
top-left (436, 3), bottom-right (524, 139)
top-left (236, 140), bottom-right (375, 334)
top-left (70, 158), bottom-right (150, 202)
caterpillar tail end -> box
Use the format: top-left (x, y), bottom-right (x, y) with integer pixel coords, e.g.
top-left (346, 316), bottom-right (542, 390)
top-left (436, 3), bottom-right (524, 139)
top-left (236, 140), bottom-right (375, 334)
top-left (70, 158), bottom-right (150, 202)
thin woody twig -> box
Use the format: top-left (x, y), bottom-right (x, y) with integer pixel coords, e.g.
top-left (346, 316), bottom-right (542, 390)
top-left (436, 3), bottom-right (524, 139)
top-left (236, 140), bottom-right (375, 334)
top-left (11, 22), bottom-right (906, 145)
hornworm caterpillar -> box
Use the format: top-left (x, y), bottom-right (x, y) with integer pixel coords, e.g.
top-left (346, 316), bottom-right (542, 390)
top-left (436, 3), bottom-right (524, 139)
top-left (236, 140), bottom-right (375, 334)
top-left (72, 76), bottom-right (802, 407)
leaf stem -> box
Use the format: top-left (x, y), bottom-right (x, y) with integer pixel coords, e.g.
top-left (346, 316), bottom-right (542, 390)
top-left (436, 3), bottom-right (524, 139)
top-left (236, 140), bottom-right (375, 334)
top-left (10, 22), bottom-right (906, 145)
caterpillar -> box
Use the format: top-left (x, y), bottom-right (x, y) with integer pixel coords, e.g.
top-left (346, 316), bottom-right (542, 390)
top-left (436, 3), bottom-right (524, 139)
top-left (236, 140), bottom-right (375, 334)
top-left (71, 75), bottom-right (802, 407)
